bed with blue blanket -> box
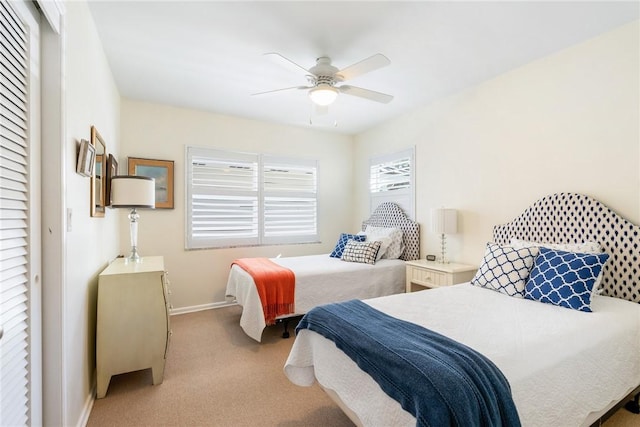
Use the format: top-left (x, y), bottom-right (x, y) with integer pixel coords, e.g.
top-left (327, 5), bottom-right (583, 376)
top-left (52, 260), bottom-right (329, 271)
top-left (284, 194), bottom-right (640, 426)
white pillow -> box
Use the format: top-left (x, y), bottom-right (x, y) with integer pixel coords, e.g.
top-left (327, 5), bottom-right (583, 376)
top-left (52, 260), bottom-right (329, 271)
top-left (509, 238), bottom-right (605, 295)
top-left (509, 238), bottom-right (602, 254)
top-left (357, 230), bottom-right (390, 261)
top-left (365, 225), bottom-right (404, 259)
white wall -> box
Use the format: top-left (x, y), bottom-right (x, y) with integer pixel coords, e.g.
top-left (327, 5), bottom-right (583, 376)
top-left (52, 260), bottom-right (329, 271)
top-left (353, 21), bottom-right (639, 266)
top-left (51, 10), bottom-right (638, 425)
top-left (62, 1), bottom-right (121, 424)
top-left (119, 100), bottom-right (354, 310)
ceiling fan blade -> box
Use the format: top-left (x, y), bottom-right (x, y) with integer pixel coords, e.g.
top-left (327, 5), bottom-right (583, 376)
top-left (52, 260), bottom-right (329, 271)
top-left (251, 86), bottom-right (309, 96)
top-left (339, 85), bottom-right (393, 104)
top-left (335, 54), bottom-right (390, 81)
top-left (264, 52), bottom-right (313, 76)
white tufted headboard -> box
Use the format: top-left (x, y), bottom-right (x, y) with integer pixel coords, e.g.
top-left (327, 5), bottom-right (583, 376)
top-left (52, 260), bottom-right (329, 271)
top-left (493, 193), bottom-right (640, 303)
top-left (362, 202), bottom-right (420, 261)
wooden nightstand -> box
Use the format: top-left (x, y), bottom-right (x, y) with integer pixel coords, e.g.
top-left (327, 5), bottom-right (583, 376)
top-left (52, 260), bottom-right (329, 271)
top-left (405, 260), bottom-right (477, 292)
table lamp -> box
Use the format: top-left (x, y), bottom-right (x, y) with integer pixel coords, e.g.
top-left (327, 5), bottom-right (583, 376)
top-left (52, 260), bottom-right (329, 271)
top-left (431, 208), bottom-right (458, 263)
top-left (110, 176), bottom-right (155, 262)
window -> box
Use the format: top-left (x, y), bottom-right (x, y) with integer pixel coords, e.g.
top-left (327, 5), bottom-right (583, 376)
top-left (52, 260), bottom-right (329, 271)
top-left (186, 147), bottom-right (318, 249)
top-left (369, 147), bottom-right (414, 218)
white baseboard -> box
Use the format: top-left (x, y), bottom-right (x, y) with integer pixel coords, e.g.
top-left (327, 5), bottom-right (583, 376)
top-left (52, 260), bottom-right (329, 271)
top-left (170, 300), bottom-right (236, 316)
top-left (78, 383), bottom-right (96, 427)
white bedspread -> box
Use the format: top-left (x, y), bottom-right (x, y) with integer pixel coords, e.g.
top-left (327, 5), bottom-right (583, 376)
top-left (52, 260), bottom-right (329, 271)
top-left (225, 254), bottom-right (405, 342)
top-left (285, 284), bottom-right (640, 426)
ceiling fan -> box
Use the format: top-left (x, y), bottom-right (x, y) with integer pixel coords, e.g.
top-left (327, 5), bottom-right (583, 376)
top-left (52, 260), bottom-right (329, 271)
top-left (253, 53), bottom-right (394, 107)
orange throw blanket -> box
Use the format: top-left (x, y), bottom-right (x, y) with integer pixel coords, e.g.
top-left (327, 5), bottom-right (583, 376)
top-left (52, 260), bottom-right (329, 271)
top-left (232, 258), bottom-right (295, 325)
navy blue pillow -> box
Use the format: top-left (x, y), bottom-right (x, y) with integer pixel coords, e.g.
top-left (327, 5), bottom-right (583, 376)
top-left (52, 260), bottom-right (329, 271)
top-left (524, 247), bottom-right (609, 312)
top-left (330, 233), bottom-right (366, 258)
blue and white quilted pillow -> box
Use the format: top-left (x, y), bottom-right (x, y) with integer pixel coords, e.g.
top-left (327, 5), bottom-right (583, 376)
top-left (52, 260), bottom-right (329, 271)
top-left (524, 247), bottom-right (609, 312)
top-left (330, 233), bottom-right (366, 258)
top-left (470, 243), bottom-right (538, 297)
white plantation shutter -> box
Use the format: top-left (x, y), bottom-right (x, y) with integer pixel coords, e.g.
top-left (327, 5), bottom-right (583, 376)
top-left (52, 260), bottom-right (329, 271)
top-left (369, 148), bottom-right (414, 219)
top-left (186, 147), bottom-right (318, 249)
top-left (187, 147), bottom-right (259, 248)
top-left (262, 156), bottom-right (318, 244)
top-left (1, 1), bottom-right (31, 424)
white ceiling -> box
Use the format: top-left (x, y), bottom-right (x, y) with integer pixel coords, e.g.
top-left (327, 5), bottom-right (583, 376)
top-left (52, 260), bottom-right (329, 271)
top-left (87, 1), bottom-right (639, 135)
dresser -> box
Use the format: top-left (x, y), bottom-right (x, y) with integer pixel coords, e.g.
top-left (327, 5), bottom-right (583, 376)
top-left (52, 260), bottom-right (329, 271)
top-left (96, 256), bottom-right (171, 398)
top-left (405, 260), bottom-right (477, 292)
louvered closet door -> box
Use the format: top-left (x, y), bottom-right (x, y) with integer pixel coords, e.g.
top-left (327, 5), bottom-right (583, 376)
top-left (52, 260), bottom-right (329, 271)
top-left (0, 1), bottom-right (42, 425)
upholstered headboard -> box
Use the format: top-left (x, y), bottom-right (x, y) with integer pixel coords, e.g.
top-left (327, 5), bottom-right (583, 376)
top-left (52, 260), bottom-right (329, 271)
top-left (362, 202), bottom-right (420, 261)
top-left (493, 193), bottom-right (640, 303)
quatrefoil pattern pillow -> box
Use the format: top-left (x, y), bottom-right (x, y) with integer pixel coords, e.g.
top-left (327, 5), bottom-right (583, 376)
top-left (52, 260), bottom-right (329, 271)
top-left (470, 243), bottom-right (538, 297)
top-left (330, 233), bottom-right (366, 258)
top-left (524, 247), bottom-right (609, 312)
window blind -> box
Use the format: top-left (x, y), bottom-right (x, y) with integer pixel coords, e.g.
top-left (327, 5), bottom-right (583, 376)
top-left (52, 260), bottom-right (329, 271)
top-left (369, 148), bottom-right (415, 219)
top-left (0, 1), bottom-right (30, 424)
top-left (370, 156), bottom-right (411, 193)
top-left (186, 147), bottom-right (318, 249)
top-left (187, 148), bottom-right (259, 248)
top-left (262, 156), bottom-right (318, 244)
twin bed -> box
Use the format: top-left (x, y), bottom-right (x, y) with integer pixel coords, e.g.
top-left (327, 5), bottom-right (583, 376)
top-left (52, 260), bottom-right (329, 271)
top-left (225, 202), bottom-right (420, 341)
top-left (282, 193), bottom-right (640, 426)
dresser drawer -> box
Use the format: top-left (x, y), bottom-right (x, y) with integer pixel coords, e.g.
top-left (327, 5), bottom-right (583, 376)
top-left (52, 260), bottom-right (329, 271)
top-left (409, 268), bottom-right (449, 288)
top-left (405, 260), bottom-right (477, 293)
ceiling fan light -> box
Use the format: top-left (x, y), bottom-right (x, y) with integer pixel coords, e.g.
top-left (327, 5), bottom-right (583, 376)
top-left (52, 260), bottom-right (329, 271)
top-left (308, 84), bottom-right (338, 106)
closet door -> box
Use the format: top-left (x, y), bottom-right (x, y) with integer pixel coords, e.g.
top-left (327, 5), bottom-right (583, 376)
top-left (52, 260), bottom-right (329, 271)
top-left (0, 1), bottom-right (42, 425)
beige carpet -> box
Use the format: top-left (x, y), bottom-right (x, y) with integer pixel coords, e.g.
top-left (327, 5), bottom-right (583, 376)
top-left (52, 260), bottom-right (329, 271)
top-left (88, 306), bottom-right (352, 426)
top-left (87, 305), bottom-right (638, 426)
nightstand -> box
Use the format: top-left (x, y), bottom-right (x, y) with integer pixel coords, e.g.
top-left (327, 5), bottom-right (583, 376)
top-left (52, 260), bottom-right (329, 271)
top-left (96, 256), bottom-right (171, 398)
top-left (405, 260), bottom-right (477, 292)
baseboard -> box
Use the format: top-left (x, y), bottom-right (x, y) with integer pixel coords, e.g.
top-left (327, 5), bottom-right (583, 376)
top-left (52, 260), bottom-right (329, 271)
top-left (170, 300), bottom-right (236, 316)
top-left (78, 383), bottom-right (96, 427)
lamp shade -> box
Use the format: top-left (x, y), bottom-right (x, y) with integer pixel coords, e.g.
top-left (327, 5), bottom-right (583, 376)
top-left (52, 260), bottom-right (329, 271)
top-left (431, 208), bottom-right (458, 234)
top-left (308, 84), bottom-right (338, 106)
top-left (110, 176), bottom-right (155, 208)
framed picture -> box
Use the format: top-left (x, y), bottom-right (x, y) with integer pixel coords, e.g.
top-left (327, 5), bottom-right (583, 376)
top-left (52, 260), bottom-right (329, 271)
top-left (127, 157), bottom-right (174, 209)
top-left (90, 126), bottom-right (106, 217)
top-left (105, 154), bottom-right (118, 206)
top-left (76, 139), bottom-right (95, 177)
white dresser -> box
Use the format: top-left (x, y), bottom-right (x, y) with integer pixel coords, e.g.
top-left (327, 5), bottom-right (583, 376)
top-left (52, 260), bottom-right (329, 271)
top-left (96, 256), bottom-right (171, 398)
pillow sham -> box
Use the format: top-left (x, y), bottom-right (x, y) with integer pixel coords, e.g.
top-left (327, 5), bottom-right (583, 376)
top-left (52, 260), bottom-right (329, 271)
top-left (509, 238), bottom-right (602, 254)
top-left (470, 243), bottom-right (538, 298)
top-left (524, 247), bottom-right (609, 312)
top-left (358, 230), bottom-right (391, 260)
top-left (364, 225), bottom-right (404, 259)
top-left (341, 240), bottom-right (381, 265)
top-left (330, 233), bottom-right (366, 258)
top-left (510, 238), bottom-right (605, 295)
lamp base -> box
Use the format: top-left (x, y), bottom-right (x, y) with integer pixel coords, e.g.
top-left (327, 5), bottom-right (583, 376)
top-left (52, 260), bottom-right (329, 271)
top-left (127, 246), bottom-right (141, 263)
top-left (438, 233), bottom-right (450, 264)
top-left (127, 208), bottom-right (142, 263)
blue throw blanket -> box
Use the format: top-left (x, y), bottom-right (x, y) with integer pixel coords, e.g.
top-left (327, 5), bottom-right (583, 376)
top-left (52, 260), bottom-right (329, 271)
top-left (296, 299), bottom-right (521, 427)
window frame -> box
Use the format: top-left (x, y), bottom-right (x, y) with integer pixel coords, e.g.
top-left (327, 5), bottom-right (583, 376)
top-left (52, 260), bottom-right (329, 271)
top-left (185, 146), bottom-right (319, 249)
